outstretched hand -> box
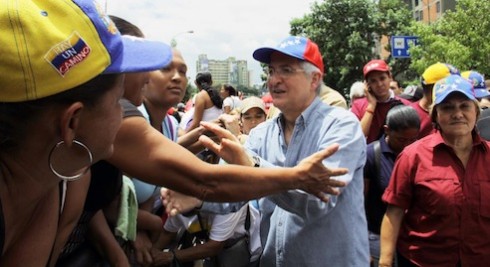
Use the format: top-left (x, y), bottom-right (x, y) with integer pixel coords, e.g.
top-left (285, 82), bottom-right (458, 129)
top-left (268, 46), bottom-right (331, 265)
top-left (295, 143), bottom-right (348, 202)
top-left (160, 188), bottom-right (202, 217)
top-left (199, 121), bottom-right (252, 166)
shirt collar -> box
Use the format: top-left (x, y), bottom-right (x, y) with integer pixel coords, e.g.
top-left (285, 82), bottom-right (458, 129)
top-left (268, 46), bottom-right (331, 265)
top-left (378, 90), bottom-right (395, 103)
top-left (276, 97), bottom-right (323, 131)
top-left (379, 134), bottom-right (397, 155)
top-left (428, 130), bottom-right (488, 152)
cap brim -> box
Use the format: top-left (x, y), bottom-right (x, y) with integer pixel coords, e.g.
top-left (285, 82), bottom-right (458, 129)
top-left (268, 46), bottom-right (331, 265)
top-left (253, 47), bottom-right (300, 64)
top-left (435, 89), bottom-right (475, 104)
top-left (364, 68), bottom-right (390, 78)
top-left (475, 89), bottom-right (490, 98)
top-left (104, 36), bottom-right (172, 74)
top-left (242, 105), bottom-right (266, 114)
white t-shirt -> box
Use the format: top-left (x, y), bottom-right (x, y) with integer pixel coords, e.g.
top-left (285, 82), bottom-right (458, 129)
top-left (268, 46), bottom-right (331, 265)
top-left (164, 204), bottom-right (262, 260)
top-left (164, 205), bottom-right (247, 242)
top-left (223, 96), bottom-right (242, 111)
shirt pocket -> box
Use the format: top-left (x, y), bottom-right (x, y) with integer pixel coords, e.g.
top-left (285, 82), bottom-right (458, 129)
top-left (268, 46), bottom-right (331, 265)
top-left (415, 177), bottom-right (456, 216)
top-left (473, 180), bottom-right (490, 218)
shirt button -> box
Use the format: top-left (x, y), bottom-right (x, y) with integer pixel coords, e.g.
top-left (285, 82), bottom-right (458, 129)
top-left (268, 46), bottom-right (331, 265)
top-left (278, 222), bottom-right (282, 226)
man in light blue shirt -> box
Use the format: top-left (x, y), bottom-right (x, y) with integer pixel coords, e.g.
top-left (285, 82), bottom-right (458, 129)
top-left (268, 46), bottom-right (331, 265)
top-left (166, 36), bottom-right (369, 266)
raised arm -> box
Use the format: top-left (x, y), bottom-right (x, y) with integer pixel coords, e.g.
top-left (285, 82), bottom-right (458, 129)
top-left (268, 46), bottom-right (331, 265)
top-left (359, 85), bottom-right (378, 137)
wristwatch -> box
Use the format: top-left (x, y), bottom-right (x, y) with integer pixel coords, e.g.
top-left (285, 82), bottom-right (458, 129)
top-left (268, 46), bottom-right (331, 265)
top-left (251, 155), bottom-right (261, 167)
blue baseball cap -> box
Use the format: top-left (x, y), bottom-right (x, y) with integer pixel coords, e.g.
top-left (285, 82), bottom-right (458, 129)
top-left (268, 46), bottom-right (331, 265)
top-left (461, 71), bottom-right (490, 99)
top-left (433, 75), bottom-right (476, 105)
top-left (253, 36), bottom-right (324, 74)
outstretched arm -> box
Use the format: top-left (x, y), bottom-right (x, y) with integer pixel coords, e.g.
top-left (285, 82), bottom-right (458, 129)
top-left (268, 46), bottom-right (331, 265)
top-left (109, 117), bottom-right (346, 203)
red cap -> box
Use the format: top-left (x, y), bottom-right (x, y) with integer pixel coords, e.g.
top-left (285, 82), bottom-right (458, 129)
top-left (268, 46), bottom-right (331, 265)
top-left (363, 59), bottom-right (390, 78)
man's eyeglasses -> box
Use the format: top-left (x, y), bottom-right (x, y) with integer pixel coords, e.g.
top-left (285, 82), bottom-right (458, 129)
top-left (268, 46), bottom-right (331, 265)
top-left (267, 66), bottom-right (305, 79)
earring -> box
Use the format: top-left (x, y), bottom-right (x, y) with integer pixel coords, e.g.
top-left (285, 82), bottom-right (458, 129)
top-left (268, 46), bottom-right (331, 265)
top-left (48, 140), bottom-right (93, 181)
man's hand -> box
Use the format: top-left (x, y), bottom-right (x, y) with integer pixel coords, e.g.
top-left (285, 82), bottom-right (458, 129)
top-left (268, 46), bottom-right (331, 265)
top-left (150, 248), bottom-right (174, 266)
top-left (133, 231), bottom-right (153, 267)
top-left (218, 114), bottom-right (241, 136)
top-left (199, 121), bottom-right (251, 166)
top-left (364, 82), bottom-right (378, 107)
top-left (295, 143), bottom-right (348, 202)
top-left (161, 188), bottom-right (203, 216)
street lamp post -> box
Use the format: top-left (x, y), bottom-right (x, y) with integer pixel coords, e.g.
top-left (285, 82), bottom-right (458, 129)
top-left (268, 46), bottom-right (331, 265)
top-left (171, 30), bottom-right (194, 47)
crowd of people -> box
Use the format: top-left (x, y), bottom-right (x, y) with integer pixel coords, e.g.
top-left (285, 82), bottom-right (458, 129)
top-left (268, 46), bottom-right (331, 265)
top-left (2, 1), bottom-right (490, 267)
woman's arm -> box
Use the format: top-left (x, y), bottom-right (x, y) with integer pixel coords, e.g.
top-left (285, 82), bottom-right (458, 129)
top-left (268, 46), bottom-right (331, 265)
top-left (108, 116), bottom-right (346, 202)
top-left (88, 210), bottom-right (130, 267)
top-left (186, 92), bottom-right (206, 132)
top-left (379, 205), bottom-right (405, 267)
top-left (49, 174), bottom-right (91, 267)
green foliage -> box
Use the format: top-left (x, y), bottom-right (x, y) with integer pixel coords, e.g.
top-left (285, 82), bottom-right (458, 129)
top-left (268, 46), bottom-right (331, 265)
top-left (290, 0), bottom-right (412, 96)
top-left (237, 84), bottom-right (261, 97)
top-left (409, 0), bottom-right (490, 76)
top-left (183, 82), bottom-right (197, 104)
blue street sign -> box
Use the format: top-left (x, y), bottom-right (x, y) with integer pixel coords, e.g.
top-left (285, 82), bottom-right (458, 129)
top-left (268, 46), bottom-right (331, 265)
top-left (391, 36), bottom-right (419, 58)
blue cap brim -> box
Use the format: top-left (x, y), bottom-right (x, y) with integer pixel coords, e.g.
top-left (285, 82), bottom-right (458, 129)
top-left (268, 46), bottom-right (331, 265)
top-left (104, 36), bottom-right (172, 74)
top-left (435, 89), bottom-right (476, 104)
top-left (253, 47), bottom-right (278, 64)
top-left (253, 47), bottom-right (302, 64)
top-left (475, 88), bottom-right (490, 98)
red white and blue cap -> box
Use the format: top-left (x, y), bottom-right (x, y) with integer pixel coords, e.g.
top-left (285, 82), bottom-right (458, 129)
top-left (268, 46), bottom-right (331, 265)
top-left (433, 74), bottom-right (476, 105)
top-left (252, 36), bottom-right (324, 74)
top-left (461, 71), bottom-right (490, 98)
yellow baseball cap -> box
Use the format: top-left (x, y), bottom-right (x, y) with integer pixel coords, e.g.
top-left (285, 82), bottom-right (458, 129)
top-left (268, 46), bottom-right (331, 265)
top-left (0, 0), bottom-right (172, 102)
top-left (421, 62), bottom-right (460, 85)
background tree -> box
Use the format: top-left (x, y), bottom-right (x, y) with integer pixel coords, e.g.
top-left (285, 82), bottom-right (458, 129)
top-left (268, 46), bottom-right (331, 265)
top-left (378, 0), bottom-right (418, 86)
top-left (290, 0), bottom-right (412, 97)
top-left (183, 82), bottom-right (197, 104)
top-left (408, 0), bottom-right (490, 76)
top-left (237, 84), bottom-right (261, 97)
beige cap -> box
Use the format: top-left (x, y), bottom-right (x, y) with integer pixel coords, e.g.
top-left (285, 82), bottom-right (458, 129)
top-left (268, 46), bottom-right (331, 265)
top-left (240, 96), bottom-right (266, 114)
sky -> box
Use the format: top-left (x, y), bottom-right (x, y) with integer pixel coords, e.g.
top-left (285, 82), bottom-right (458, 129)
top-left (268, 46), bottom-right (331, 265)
top-left (107, 0), bottom-right (317, 85)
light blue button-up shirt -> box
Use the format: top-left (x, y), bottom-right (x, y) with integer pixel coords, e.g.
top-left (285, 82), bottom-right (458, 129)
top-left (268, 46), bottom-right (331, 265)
top-left (202, 97), bottom-right (369, 266)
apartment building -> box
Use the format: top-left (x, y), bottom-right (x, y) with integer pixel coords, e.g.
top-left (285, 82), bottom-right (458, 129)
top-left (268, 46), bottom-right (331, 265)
top-left (403, 0), bottom-right (456, 24)
top-left (196, 54), bottom-right (251, 87)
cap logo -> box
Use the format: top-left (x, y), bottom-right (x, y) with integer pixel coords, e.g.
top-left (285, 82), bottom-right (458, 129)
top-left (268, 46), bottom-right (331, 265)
top-left (366, 62), bottom-right (380, 72)
top-left (44, 32), bottom-right (91, 76)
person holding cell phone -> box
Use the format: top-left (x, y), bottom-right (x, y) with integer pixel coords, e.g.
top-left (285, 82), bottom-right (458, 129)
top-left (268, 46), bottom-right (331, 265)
top-left (351, 60), bottom-right (411, 144)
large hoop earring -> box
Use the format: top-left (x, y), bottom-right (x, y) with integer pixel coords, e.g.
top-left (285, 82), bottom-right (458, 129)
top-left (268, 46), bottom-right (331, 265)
top-left (49, 140), bottom-right (93, 181)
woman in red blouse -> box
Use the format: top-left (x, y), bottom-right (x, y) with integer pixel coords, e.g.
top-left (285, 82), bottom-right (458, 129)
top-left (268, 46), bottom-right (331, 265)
top-left (379, 75), bottom-right (490, 267)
